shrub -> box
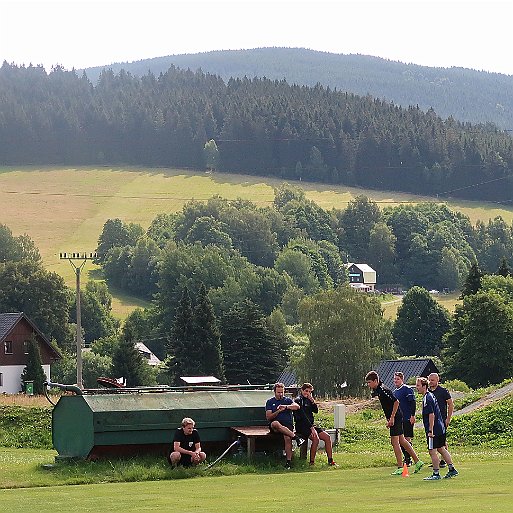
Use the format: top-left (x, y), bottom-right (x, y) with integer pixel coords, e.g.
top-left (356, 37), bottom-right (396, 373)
top-left (444, 379), bottom-right (471, 393)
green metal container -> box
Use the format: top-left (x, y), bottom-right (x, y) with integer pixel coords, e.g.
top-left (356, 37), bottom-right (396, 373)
top-left (52, 389), bottom-right (272, 459)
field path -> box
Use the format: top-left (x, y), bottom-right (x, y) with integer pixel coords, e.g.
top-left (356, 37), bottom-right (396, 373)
top-left (454, 381), bottom-right (513, 415)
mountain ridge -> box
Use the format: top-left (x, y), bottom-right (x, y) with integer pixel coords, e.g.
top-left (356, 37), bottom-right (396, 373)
top-left (82, 47), bottom-right (513, 130)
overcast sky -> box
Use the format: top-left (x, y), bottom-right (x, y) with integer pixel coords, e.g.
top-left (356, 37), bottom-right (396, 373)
top-left (2, 0), bottom-right (512, 75)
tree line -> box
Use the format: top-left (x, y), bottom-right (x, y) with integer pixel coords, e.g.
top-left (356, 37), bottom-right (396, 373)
top-left (84, 47), bottom-right (513, 130)
top-left (4, 187), bottom-right (513, 394)
top-left (1, 62), bottom-right (513, 201)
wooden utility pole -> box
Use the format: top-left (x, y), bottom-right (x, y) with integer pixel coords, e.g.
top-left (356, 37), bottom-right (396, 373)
top-left (59, 252), bottom-right (97, 389)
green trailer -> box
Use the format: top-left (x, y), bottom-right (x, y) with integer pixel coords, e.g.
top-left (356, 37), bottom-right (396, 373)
top-left (51, 387), bottom-right (273, 459)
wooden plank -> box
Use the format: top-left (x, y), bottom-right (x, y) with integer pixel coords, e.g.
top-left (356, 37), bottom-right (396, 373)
top-left (231, 426), bottom-right (272, 437)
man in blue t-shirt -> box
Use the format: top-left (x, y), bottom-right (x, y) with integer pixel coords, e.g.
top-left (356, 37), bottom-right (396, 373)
top-left (265, 382), bottom-right (305, 468)
top-left (393, 371), bottom-right (416, 466)
top-left (416, 377), bottom-right (458, 480)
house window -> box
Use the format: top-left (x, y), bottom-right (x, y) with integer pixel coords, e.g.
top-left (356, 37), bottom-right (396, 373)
top-left (23, 340), bottom-right (30, 354)
top-left (0, 373), bottom-right (3, 386)
top-left (4, 340), bottom-right (13, 354)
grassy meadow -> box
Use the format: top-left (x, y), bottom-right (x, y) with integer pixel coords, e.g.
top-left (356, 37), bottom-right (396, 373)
top-left (1, 165), bottom-right (510, 317)
top-left (1, 393), bottom-right (512, 511)
top-left (1, 447), bottom-right (512, 512)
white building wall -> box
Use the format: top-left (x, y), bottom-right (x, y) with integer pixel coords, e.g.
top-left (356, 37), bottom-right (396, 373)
top-left (0, 364), bottom-right (51, 394)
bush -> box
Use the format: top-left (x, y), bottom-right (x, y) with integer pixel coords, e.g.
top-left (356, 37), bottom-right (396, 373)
top-left (444, 379), bottom-right (471, 393)
top-left (0, 405), bottom-right (52, 449)
top-left (450, 396), bottom-right (513, 448)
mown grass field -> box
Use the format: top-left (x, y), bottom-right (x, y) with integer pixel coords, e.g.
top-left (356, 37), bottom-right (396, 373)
top-left (1, 165), bottom-right (510, 317)
top-left (1, 394), bottom-right (512, 511)
top-left (1, 448), bottom-right (512, 512)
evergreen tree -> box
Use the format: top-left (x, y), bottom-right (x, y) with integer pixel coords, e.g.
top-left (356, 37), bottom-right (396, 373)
top-left (111, 324), bottom-right (149, 386)
top-left (460, 262), bottom-right (483, 298)
top-left (167, 287), bottom-right (199, 384)
top-left (497, 257), bottom-right (511, 277)
top-left (194, 283), bottom-right (225, 381)
top-left (220, 299), bottom-right (287, 384)
top-left (20, 335), bottom-right (47, 394)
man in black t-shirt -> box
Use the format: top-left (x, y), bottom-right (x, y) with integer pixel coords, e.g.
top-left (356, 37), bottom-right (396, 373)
top-left (293, 382), bottom-right (337, 466)
top-left (168, 417), bottom-right (206, 467)
top-left (428, 373), bottom-right (454, 468)
top-left (365, 371), bottom-right (424, 475)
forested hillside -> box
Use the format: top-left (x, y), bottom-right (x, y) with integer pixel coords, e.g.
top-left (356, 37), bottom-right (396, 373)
top-left (83, 47), bottom-right (513, 129)
top-left (1, 62), bottom-right (512, 202)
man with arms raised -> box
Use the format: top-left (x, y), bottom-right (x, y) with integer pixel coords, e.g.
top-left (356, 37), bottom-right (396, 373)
top-left (168, 417), bottom-right (207, 467)
top-left (416, 377), bottom-right (458, 480)
top-left (365, 371), bottom-right (424, 475)
top-left (266, 382), bottom-right (305, 469)
top-left (428, 372), bottom-right (454, 468)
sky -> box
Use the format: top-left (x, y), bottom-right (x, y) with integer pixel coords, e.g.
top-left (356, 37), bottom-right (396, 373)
top-left (1, 0), bottom-right (513, 75)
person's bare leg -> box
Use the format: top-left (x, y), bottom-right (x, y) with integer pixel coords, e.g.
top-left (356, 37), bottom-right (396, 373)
top-left (284, 434), bottom-right (293, 460)
top-left (309, 428), bottom-right (319, 463)
top-left (391, 435), bottom-right (403, 467)
top-left (437, 447), bottom-right (453, 465)
top-left (270, 420), bottom-right (296, 438)
top-left (399, 434), bottom-right (419, 463)
top-left (319, 430), bottom-right (333, 460)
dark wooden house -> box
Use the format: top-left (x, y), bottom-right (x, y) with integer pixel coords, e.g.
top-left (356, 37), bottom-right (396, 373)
top-left (0, 312), bottom-right (61, 393)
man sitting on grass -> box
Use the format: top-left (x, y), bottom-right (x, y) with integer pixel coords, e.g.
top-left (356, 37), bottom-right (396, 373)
top-left (168, 417), bottom-right (207, 467)
top-left (416, 377), bottom-right (459, 480)
top-left (365, 371), bottom-right (424, 475)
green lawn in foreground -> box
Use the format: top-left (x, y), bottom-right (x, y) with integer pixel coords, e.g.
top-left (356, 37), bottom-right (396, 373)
top-left (1, 457), bottom-right (512, 513)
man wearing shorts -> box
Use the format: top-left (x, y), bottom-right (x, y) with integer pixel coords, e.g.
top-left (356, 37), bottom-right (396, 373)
top-left (168, 417), bottom-right (207, 467)
top-left (365, 371), bottom-right (424, 475)
top-left (416, 377), bottom-right (458, 480)
top-left (428, 372), bottom-right (454, 468)
top-left (266, 382), bottom-right (305, 469)
top-left (393, 371), bottom-right (416, 466)
top-left (293, 382), bottom-right (337, 466)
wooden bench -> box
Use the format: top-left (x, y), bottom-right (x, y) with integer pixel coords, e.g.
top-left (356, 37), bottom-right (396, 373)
top-left (231, 426), bottom-right (283, 460)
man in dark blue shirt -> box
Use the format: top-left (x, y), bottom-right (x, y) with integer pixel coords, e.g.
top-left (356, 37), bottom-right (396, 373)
top-left (393, 371), bottom-right (416, 466)
top-left (416, 377), bottom-right (458, 480)
top-left (429, 372), bottom-right (454, 468)
top-left (266, 382), bottom-right (305, 469)
top-left (366, 371), bottom-right (424, 475)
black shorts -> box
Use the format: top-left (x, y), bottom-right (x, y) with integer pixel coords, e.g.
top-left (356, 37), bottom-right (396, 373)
top-left (167, 451), bottom-right (192, 467)
top-left (297, 425), bottom-right (325, 439)
top-left (402, 420), bottom-right (414, 438)
top-left (389, 417), bottom-right (404, 437)
top-left (427, 433), bottom-right (446, 450)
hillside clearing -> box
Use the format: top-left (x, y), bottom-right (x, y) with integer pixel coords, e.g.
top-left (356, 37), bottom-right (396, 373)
top-left (0, 166), bottom-right (508, 317)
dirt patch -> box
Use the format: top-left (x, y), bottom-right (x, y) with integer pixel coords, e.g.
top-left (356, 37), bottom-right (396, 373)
top-left (317, 397), bottom-right (377, 413)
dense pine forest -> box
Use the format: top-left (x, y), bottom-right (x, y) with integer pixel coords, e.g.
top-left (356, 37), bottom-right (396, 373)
top-left (1, 61), bottom-right (513, 201)
top-left (84, 48), bottom-right (513, 129)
